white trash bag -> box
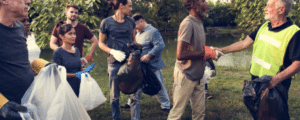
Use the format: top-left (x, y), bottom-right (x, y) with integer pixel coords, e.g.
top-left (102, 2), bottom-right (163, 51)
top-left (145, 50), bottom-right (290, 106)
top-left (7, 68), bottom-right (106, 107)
top-left (79, 73), bottom-right (107, 111)
top-left (19, 64), bottom-right (91, 120)
top-left (204, 66), bottom-right (216, 84)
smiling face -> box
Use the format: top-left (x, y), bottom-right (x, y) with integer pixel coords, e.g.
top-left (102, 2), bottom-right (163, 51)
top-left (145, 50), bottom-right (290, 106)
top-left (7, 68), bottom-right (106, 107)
top-left (65, 7), bottom-right (79, 21)
top-left (194, 0), bottom-right (209, 19)
top-left (264, 0), bottom-right (281, 21)
top-left (60, 28), bottom-right (76, 44)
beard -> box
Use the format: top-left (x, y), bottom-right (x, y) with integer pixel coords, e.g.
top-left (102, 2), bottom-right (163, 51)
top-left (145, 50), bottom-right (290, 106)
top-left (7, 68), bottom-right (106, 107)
top-left (197, 10), bottom-right (209, 19)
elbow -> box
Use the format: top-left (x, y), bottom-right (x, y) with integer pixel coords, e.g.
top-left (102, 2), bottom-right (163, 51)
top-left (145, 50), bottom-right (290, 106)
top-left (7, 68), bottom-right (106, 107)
top-left (176, 53), bottom-right (184, 60)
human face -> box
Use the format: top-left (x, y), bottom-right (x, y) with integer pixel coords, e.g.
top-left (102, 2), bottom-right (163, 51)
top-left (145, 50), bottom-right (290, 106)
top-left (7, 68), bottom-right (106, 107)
top-left (61, 28), bottom-right (76, 44)
top-left (264, 0), bottom-right (281, 21)
top-left (135, 19), bottom-right (144, 33)
top-left (19, 17), bottom-right (30, 33)
top-left (121, 0), bottom-right (132, 16)
top-left (195, 0), bottom-right (209, 19)
top-left (5, 0), bottom-right (31, 18)
top-left (65, 7), bottom-right (78, 21)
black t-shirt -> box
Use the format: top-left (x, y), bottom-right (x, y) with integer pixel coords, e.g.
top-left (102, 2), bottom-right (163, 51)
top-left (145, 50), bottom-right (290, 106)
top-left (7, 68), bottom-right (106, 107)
top-left (0, 21), bottom-right (35, 104)
top-left (249, 18), bottom-right (300, 91)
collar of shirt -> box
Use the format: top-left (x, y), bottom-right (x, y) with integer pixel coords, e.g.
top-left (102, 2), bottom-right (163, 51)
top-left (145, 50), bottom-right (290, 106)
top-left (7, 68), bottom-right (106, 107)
top-left (268, 17), bottom-right (293, 32)
top-left (188, 15), bottom-right (203, 24)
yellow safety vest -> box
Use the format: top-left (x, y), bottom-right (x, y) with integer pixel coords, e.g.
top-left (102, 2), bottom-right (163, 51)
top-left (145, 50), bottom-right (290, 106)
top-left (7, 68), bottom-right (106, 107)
top-left (250, 21), bottom-right (299, 77)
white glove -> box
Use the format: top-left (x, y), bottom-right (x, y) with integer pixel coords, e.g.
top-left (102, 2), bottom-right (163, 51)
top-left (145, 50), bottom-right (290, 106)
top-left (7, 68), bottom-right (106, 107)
top-left (110, 49), bottom-right (126, 62)
top-left (210, 46), bottom-right (224, 59)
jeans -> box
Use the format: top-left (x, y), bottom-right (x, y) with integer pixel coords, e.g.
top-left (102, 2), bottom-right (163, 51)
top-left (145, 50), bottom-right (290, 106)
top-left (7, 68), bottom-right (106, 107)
top-left (108, 63), bottom-right (142, 120)
top-left (127, 69), bottom-right (171, 109)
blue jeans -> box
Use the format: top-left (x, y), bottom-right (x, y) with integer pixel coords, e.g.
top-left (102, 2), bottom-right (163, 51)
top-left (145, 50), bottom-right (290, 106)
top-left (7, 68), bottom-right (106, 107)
top-left (108, 63), bottom-right (142, 120)
top-left (127, 69), bottom-right (171, 109)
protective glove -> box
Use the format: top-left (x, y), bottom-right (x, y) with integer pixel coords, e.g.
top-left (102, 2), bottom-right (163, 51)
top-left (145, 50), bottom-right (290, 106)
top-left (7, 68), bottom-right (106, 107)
top-left (84, 63), bottom-right (95, 73)
top-left (0, 101), bottom-right (27, 120)
top-left (110, 49), bottom-right (126, 62)
top-left (203, 46), bottom-right (222, 61)
top-left (81, 54), bottom-right (93, 66)
top-left (75, 71), bottom-right (86, 79)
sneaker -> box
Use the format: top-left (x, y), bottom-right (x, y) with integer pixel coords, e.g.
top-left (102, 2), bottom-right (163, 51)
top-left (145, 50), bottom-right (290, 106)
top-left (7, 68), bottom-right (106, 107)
top-left (205, 94), bottom-right (213, 99)
top-left (161, 108), bottom-right (171, 113)
top-left (161, 106), bottom-right (172, 113)
top-left (120, 104), bottom-right (130, 109)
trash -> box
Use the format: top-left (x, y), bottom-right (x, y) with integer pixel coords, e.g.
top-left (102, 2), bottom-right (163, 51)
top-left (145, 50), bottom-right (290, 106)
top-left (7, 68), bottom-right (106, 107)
top-left (79, 73), bottom-right (107, 111)
top-left (19, 64), bottom-right (91, 120)
top-left (117, 43), bottom-right (143, 94)
top-left (242, 75), bottom-right (289, 120)
top-left (140, 63), bottom-right (161, 96)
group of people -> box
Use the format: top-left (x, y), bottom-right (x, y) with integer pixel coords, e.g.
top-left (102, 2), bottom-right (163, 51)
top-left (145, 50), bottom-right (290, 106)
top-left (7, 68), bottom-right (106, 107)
top-left (0, 0), bottom-right (299, 120)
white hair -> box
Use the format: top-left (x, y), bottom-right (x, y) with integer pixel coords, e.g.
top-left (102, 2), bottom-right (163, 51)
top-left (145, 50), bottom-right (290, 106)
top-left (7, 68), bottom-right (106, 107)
top-left (276, 0), bottom-right (294, 15)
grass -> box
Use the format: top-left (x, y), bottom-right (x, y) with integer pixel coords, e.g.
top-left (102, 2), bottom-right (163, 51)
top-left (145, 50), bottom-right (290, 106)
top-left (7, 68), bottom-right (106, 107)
top-left (87, 49), bottom-right (300, 120)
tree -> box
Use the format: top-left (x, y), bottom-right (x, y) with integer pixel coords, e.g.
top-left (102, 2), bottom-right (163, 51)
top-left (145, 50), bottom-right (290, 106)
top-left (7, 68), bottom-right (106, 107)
top-left (29, 0), bottom-right (110, 49)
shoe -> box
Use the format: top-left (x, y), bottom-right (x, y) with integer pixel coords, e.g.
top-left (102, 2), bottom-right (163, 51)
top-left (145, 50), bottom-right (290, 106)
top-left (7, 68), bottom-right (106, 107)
top-left (161, 108), bottom-right (170, 113)
top-left (161, 106), bottom-right (172, 113)
top-left (120, 104), bottom-right (130, 109)
top-left (205, 94), bottom-right (213, 99)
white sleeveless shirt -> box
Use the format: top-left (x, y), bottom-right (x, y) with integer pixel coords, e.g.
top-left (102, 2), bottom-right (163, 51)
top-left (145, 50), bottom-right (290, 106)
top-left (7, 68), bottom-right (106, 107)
top-left (26, 34), bottom-right (41, 63)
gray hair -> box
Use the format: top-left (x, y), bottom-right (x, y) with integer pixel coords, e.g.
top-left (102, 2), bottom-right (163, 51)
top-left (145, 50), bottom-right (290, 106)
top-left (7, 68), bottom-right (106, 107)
top-left (276, 0), bottom-right (294, 16)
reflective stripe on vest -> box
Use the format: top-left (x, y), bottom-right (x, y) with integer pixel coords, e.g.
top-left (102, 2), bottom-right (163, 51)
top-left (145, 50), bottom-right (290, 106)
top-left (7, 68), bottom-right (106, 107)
top-left (250, 21), bottom-right (299, 77)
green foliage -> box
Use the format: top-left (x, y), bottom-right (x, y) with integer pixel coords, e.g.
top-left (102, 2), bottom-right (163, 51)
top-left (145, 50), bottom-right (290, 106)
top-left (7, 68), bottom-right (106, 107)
top-left (29, 0), bottom-right (109, 49)
top-left (230, 0), bottom-right (267, 32)
top-left (204, 0), bottom-right (236, 27)
top-left (132, 0), bottom-right (187, 31)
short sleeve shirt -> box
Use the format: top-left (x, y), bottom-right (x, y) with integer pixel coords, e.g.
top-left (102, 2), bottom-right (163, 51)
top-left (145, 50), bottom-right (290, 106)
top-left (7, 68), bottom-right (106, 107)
top-left (99, 16), bottom-right (136, 56)
top-left (51, 22), bottom-right (94, 57)
top-left (175, 15), bottom-right (206, 81)
top-left (249, 18), bottom-right (300, 90)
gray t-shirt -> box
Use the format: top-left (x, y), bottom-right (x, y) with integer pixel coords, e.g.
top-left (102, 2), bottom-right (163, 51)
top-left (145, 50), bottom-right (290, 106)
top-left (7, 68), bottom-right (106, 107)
top-left (175, 15), bottom-right (206, 81)
top-left (0, 21), bottom-right (35, 104)
top-left (99, 16), bottom-right (136, 63)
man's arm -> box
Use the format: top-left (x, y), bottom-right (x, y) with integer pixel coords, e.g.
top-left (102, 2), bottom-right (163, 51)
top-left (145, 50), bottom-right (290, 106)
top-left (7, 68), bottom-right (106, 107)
top-left (268, 60), bottom-right (300, 89)
top-left (219, 36), bottom-right (254, 54)
top-left (177, 41), bottom-right (205, 60)
top-left (98, 33), bottom-right (111, 54)
top-left (87, 36), bottom-right (98, 56)
top-left (141, 31), bottom-right (165, 63)
top-left (50, 35), bottom-right (59, 51)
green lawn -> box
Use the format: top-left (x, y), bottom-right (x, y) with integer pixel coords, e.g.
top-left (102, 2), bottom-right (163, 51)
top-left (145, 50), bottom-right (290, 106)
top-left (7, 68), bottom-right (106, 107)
top-left (88, 62), bottom-right (300, 120)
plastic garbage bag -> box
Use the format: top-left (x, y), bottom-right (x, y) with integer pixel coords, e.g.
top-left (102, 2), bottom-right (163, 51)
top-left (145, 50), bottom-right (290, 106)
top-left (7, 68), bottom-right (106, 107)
top-left (117, 43), bottom-right (143, 94)
top-left (79, 73), bottom-right (107, 111)
top-left (242, 75), bottom-right (289, 120)
top-left (19, 64), bottom-right (91, 120)
top-left (140, 63), bottom-right (161, 96)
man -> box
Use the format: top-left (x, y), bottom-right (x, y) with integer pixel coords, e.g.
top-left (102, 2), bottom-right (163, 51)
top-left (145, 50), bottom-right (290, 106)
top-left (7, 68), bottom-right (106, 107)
top-left (120, 13), bottom-right (172, 112)
top-left (50, 4), bottom-right (98, 66)
top-left (167, 0), bottom-right (218, 119)
top-left (0, 0), bottom-right (33, 119)
top-left (216, 0), bottom-right (300, 118)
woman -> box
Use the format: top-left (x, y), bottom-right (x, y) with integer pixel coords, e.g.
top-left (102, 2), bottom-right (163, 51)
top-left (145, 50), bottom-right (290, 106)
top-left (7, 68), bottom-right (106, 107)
top-left (52, 21), bottom-right (84, 97)
top-left (19, 17), bottom-right (41, 63)
top-left (98, 0), bottom-right (140, 119)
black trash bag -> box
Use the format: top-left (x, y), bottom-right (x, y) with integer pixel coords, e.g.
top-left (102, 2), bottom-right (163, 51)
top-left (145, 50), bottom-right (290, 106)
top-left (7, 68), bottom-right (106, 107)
top-left (117, 43), bottom-right (144, 94)
top-left (140, 63), bottom-right (161, 96)
top-left (242, 75), bottom-right (289, 120)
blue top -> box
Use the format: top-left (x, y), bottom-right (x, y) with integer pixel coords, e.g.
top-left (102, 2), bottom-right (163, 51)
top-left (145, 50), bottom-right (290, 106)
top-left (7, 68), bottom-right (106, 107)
top-left (0, 21), bottom-right (35, 104)
top-left (136, 24), bottom-right (165, 72)
top-left (52, 47), bottom-right (82, 81)
top-left (99, 16), bottom-right (136, 53)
